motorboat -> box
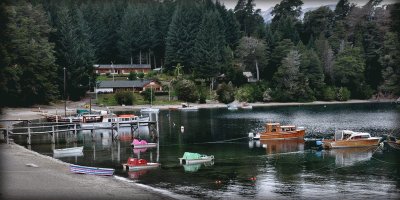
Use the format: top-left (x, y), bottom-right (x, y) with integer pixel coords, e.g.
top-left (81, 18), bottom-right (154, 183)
top-left (178, 103), bottom-right (199, 111)
top-left (240, 102), bottom-right (252, 109)
top-left (53, 146), bottom-right (83, 155)
top-left (258, 123), bottom-right (305, 140)
top-left (122, 158), bottom-right (160, 171)
top-left (322, 130), bottom-right (381, 149)
top-left (131, 139), bottom-right (157, 149)
top-left (179, 152), bottom-right (214, 165)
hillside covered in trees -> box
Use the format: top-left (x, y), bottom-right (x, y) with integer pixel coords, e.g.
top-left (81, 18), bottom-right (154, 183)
top-left (1, 0), bottom-right (399, 106)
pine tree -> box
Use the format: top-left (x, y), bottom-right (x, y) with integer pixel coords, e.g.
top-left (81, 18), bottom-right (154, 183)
top-left (192, 10), bottom-right (226, 78)
top-left (1, 1), bottom-right (58, 106)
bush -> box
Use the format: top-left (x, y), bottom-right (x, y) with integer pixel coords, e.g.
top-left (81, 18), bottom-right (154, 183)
top-left (322, 86), bottom-right (336, 101)
top-left (216, 82), bottom-right (235, 104)
top-left (336, 87), bottom-right (351, 101)
top-left (173, 79), bottom-right (198, 102)
top-left (114, 91), bottom-right (134, 105)
top-left (197, 86), bottom-right (207, 104)
top-left (128, 72), bottom-right (137, 80)
top-left (141, 89), bottom-right (155, 103)
top-left (235, 84), bottom-right (254, 102)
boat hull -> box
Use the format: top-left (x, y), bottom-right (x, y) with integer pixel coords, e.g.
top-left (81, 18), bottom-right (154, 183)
top-left (123, 163), bottom-right (160, 171)
top-left (260, 130), bottom-right (305, 140)
top-left (70, 164), bottom-right (114, 176)
top-left (132, 143), bottom-right (157, 149)
top-left (323, 138), bottom-right (380, 149)
top-left (179, 156), bottom-right (214, 165)
top-left (387, 141), bottom-right (400, 150)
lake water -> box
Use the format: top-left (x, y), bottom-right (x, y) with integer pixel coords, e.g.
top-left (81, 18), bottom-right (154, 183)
top-left (14, 103), bottom-right (400, 199)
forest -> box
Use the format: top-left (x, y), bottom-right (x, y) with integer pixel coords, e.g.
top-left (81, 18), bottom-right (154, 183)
top-left (0, 0), bottom-right (399, 106)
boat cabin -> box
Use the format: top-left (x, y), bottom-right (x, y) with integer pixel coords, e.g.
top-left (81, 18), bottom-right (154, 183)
top-left (265, 123), bottom-right (296, 133)
top-left (334, 130), bottom-right (371, 141)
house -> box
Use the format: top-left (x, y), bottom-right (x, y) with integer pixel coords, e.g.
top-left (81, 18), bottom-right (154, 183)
top-left (95, 80), bottom-right (162, 93)
top-left (243, 71), bottom-right (257, 82)
top-left (94, 64), bottom-right (151, 75)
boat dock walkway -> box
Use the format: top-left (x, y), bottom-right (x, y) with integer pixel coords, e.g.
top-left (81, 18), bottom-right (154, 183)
top-left (0, 120), bottom-right (159, 145)
top-left (0, 142), bottom-right (180, 200)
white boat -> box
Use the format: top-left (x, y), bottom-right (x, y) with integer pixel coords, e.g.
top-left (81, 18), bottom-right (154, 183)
top-left (227, 104), bottom-right (238, 111)
top-left (179, 152), bottom-right (214, 165)
top-left (70, 164), bottom-right (114, 176)
top-left (53, 146), bottom-right (83, 155)
top-left (80, 114), bottom-right (148, 128)
top-left (140, 107), bottom-right (160, 113)
top-left (122, 158), bottom-right (160, 171)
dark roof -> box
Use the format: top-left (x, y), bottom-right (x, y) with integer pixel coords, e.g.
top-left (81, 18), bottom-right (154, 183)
top-left (94, 64), bottom-right (151, 69)
top-left (98, 80), bottom-right (151, 88)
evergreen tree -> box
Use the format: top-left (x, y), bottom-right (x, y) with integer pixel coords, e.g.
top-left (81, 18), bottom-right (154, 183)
top-left (273, 50), bottom-right (313, 102)
top-left (267, 39), bottom-right (294, 81)
top-left (1, 1), bottom-right (58, 106)
top-left (192, 10), bottom-right (226, 78)
top-left (165, 0), bottom-right (202, 73)
top-left (379, 32), bottom-right (400, 96)
top-left (271, 0), bottom-right (303, 23)
top-left (298, 46), bottom-right (325, 99)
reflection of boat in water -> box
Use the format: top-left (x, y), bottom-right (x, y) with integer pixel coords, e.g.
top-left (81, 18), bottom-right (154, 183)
top-left (183, 160), bottom-right (214, 172)
top-left (322, 130), bottom-right (381, 149)
top-left (261, 139), bottom-right (304, 154)
top-left (326, 147), bottom-right (377, 167)
top-left (258, 123), bottom-right (305, 140)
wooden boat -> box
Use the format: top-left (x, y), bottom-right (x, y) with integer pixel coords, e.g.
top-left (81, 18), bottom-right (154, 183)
top-left (179, 152), bottom-right (214, 165)
top-left (131, 139), bottom-right (157, 149)
top-left (53, 146), bottom-right (83, 155)
top-left (69, 164), bottom-right (114, 176)
top-left (122, 158), bottom-right (160, 171)
top-left (178, 103), bottom-right (199, 111)
top-left (385, 135), bottom-right (400, 151)
top-left (322, 130), bottom-right (381, 149)
top-left (258, 123), bottom-right (305, 140)
top-left (240, 103), bottom-right (253, 109)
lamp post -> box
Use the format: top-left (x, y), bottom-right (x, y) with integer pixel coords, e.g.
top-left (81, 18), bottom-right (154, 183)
top-left (149, 82), bottom-right (155, 107)
top-left (63, 67), bottom-right (67, 117)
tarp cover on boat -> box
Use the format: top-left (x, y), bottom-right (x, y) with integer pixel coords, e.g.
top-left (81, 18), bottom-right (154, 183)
top-left (182, 152), bottom-right (202, 159)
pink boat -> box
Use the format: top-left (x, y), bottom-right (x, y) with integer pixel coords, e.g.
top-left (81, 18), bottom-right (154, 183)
top-left (131, 139), bottom-right (157, 149)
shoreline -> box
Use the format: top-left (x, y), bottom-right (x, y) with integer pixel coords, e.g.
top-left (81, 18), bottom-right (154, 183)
top-left (0, 142), bottom-right (190, 200)
top-left (0, 99), bottom-right (395, 125)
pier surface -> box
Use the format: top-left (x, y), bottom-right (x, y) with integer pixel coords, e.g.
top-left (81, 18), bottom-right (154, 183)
top-left (0, 142), bottom-right (177, 200)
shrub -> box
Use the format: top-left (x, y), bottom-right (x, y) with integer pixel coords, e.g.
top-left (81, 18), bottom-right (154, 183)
top-left (141, 89), bottom-right (155, 103)
top-left (173, 79), bottom-right (198, 102)
top-left (128, 72), bottom-right (137, 80)
top-left (322, 86), bottom-right (336, 101)
top-left (114, 91), bottom-right (134, 105)
top-left (336, 87), bottom-right (351, 101)
top-left (235, 84), bottom-right (254, 102)
top-left (216, 82), bottom-right (235, 104)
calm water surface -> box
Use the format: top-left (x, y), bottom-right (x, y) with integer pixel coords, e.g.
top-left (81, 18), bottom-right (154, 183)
top-left (15, 103), bottom-right (400, 199)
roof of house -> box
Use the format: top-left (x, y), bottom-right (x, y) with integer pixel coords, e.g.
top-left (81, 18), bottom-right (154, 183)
top-left (94, 64), bottom-right (151, 69)
top-left (98, 80), bottom-right (152, 88)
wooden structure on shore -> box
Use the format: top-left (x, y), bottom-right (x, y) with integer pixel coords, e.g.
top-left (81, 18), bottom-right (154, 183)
top-left (0, 117), bottom-right (159, 145)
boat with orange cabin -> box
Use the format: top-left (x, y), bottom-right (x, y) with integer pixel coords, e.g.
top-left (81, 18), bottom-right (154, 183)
top-left (322, 130), bottom-right (381, 149)
top-left (258, 123), bottom-right (305, 140)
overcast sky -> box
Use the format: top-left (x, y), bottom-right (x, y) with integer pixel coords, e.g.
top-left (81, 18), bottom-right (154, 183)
top-left (219, 0), bottom-right (398, 11)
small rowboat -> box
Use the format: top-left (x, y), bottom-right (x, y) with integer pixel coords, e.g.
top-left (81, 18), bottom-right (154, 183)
top-left (179, 152), bottom-right (214, 165)
top-left (131, 139), bottom-right (157, 149)
top-left (53, 146), bottom-right (83, 155)
top-left (70, 164), bottom-right (114, 176)
top-left (122, 158), bottom-right (160, 171)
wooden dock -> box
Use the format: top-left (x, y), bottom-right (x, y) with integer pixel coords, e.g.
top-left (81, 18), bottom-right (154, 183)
top-left (0, 120), bottom-right (159, 145)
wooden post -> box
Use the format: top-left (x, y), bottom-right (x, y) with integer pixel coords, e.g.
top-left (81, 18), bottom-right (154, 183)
top-left (27, 126), bottom-right (31, 145)
top-left (111, 123), bottom-right (114, 141)
top-left (6, 126), bottom-right (9, 144)
top-left (51, 126), bottom-right (55, 144)
top-left (74, 124), bottom-right (77, 141)
top-left (91, 129), bottom-right (94, 141)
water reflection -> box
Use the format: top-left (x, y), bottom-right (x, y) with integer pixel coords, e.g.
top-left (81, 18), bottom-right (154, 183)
top-left (261, 139), bottom-right (304, 154)
top-left (182, 161), bottom-right (215, 172)
top-left (324, 147), bottom-right (377, 167)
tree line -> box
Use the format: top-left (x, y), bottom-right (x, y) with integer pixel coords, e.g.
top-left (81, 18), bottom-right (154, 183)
top-left (0, 0), bottom-right (399, 106)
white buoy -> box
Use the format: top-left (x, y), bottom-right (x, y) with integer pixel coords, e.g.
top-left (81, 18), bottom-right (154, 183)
top-left (180, 126), bottom-right (184, 133)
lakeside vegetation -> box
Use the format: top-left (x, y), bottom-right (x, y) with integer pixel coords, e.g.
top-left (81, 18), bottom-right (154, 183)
top-left (1, 0), bottom-right (399, 107)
